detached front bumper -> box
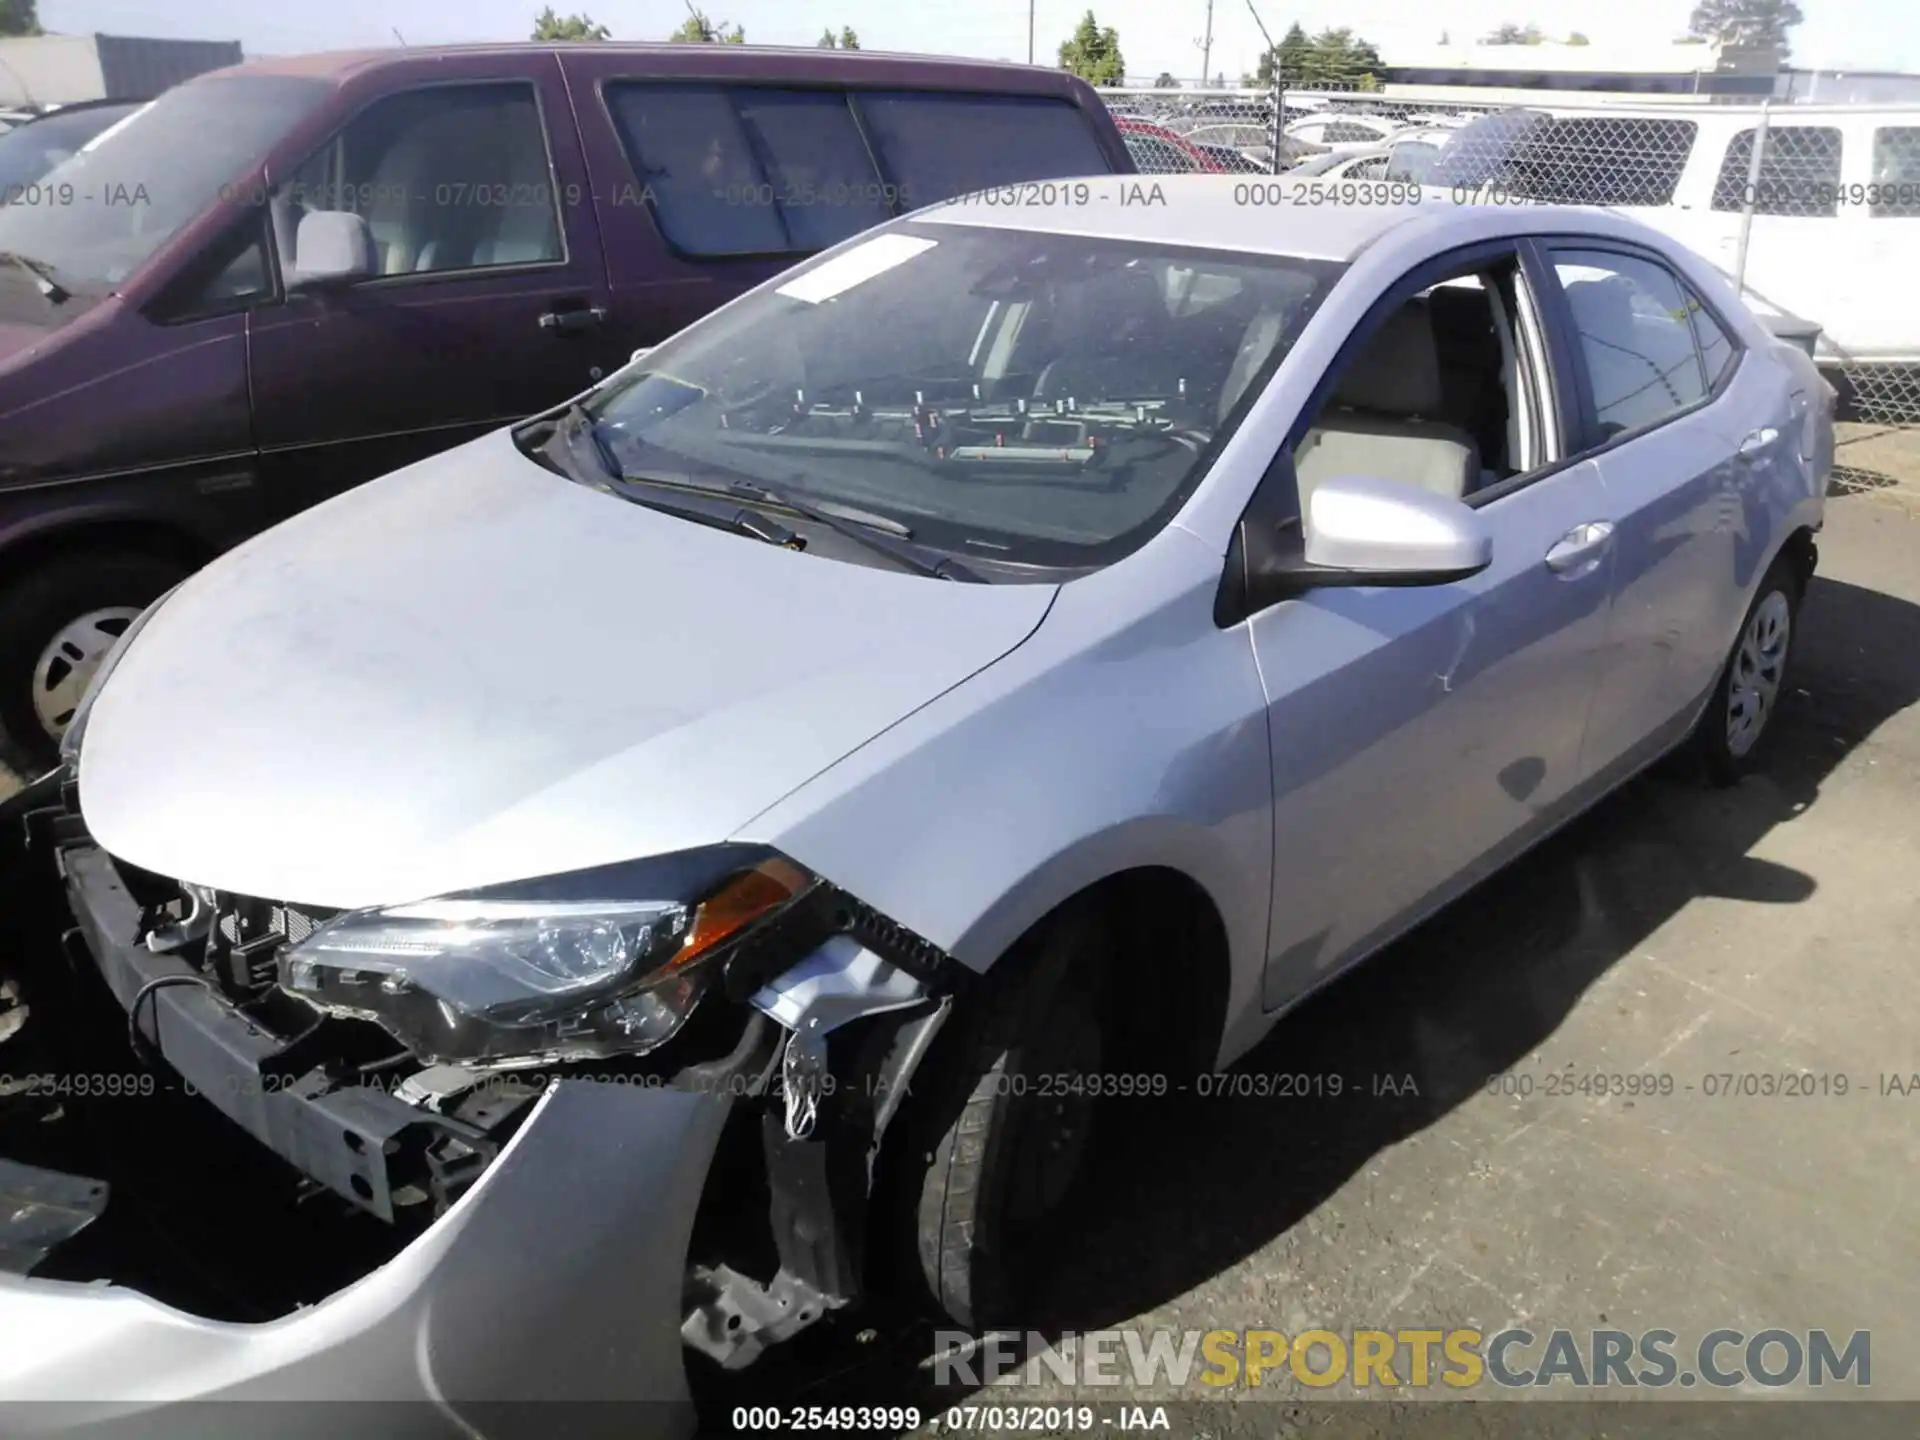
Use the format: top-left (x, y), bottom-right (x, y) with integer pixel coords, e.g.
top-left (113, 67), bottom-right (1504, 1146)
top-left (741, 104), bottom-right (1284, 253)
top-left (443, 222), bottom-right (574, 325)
top-left (0, 777), bottom-right (731, 1439)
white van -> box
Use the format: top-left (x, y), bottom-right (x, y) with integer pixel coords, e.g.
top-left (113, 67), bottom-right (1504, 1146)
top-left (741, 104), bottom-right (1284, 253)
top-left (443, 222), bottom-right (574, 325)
top-left (1443, 101), bottom-right (1920, 367)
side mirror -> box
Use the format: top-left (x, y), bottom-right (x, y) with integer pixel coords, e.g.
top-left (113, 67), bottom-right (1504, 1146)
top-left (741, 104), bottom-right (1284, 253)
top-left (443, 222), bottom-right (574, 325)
top-left (1302, 473), bottom-right (1492, 582)
top-left (631, 346), bottom-right (653, 366)
top-left (1217, 469), bottom-right (1492, 626)
top-left (288, 210), bottom-right (373, 290)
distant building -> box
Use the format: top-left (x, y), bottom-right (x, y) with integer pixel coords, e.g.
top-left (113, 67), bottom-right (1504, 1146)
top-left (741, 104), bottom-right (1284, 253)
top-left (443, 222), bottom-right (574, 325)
top-left (1379, 36), bottom-right (1780, 105)
top-left (1780, 69), bottom-right (1920, 104)
top-left (0, 33), bottom-right (243, 107)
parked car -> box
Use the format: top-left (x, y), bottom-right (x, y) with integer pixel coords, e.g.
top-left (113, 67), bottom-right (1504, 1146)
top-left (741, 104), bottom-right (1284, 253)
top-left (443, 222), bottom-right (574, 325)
top-left (1290, 147), bottom-right (1395, 180)
top-left (1283, 111), bottom-right (1400, 153)
top-left (1192, 141), bottom-right (1268, 174)
top-left (0, 179), bottom-right (1829, 1435)
top-left (0, 44), bottom-right (1132, 773)
top-left (0, 100), bottom-right (148, 197)
top-left (1443, 101), bottom-right (1920, 372)
top-left (1114, 113), bottom-right (1221, 172)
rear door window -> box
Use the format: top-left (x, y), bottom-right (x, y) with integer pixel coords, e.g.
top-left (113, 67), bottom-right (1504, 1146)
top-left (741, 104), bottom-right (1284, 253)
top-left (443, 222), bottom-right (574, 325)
top-left (854, 92), bottom-right (1112, 207)
top-left (1549, 248), bottom-right (1711, 440)
top-left (605, 84), bottom-right (1113, 256)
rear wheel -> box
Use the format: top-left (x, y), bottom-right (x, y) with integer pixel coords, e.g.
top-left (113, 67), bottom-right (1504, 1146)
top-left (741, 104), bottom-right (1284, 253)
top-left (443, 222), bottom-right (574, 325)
top-left (0, 551), bottom-right (186, 776)
top-left (891, 910), bottom-right (1111, 1331)
top-left (1692, 553), bottom-right (1803, 786)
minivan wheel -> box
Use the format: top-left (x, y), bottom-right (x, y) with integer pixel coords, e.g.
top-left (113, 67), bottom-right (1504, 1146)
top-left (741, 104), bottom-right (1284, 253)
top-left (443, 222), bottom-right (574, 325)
top-left (1692, 553), bottom-right (1803, 787)
top-left (0, 552), bottom-right (186, 776)
top-left (891, 909), bottom-right (1111, 1332)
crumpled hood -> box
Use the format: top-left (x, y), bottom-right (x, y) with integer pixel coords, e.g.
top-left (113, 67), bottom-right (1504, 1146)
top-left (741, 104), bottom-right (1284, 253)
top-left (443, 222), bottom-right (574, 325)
top-left (79, 430), bottom-right (1055, 908)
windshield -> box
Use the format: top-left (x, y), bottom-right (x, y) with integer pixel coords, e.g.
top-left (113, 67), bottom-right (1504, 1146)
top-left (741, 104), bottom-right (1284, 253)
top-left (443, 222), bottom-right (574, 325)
top-left (0, 104), bottom-right (144, 195)
top-left (582, 222), bottom-right (1342, 571)
top-left (0, 75), bottom-right (331, 297)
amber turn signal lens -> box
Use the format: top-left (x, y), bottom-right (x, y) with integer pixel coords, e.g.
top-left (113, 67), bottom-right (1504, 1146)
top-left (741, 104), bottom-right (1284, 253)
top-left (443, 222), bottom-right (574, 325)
top-left (666, 857), bottom-right (813, 974)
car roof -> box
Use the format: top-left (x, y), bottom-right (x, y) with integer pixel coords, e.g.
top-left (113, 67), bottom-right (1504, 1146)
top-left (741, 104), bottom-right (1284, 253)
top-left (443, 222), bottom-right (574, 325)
top-left (912, 174), bottom-right (1661, 262)
top-left (204, 43), bottom-right (1090, 90)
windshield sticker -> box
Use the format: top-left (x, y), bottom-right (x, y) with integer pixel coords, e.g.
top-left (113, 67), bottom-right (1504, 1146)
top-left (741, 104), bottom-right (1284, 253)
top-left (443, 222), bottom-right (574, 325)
top-left (776, 233), bottom-right (938, 305)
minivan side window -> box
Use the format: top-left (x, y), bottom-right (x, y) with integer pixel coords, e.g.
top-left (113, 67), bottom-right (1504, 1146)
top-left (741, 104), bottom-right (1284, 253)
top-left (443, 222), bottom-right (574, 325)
top-left (280, 83), bottom-right (562, 279)
top-left (1711, 125), bottom-right (1843, 217)
top-left (1870, 127), bottom-right (1920, 217)
top-left (603, 85), bottom-right (892, 257)
top-left (1505, 118), bottom-right (1697, 206)
top-left (854, 92), bottom-right (1112, 207)
top-left (1550, 249), bottom-right (1710, 441)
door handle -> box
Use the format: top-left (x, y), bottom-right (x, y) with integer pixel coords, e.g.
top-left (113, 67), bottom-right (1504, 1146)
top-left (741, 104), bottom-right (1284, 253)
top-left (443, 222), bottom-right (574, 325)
top-left (1544, 520), bottom-right (1614, 574)
top-left (1735, 426), bottom-right (1780, 461)
top-left (539, 305), bottom-right (608, 335)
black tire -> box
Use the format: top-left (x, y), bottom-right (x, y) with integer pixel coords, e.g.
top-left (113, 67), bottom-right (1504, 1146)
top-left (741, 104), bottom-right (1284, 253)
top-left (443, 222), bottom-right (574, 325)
top-left (893, 909), bottom-right (1112, 1332)
top-left (1691, 552), bottom-right (1804, 787)
top-left (0, 551), bottom-right (186, 776)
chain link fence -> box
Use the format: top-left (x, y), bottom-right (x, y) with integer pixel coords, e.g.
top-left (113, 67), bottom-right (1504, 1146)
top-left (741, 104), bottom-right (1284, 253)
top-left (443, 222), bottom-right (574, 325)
top-left (1100, 82), bottom-right (1920, 476)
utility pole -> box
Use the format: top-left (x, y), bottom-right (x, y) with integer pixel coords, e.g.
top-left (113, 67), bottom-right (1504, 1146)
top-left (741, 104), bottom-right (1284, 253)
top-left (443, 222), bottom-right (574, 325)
top-left (1198, 0), bottom-right (1215, 84)
top-left (1028, 0), bottom-right (1035, 64)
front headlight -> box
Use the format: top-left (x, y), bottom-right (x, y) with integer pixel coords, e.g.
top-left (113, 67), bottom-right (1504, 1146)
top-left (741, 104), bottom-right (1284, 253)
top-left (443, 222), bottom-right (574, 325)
top-left (279, 847), bottom-right (816, 1066)
top-left (59, 582), bottom-right (182, 767)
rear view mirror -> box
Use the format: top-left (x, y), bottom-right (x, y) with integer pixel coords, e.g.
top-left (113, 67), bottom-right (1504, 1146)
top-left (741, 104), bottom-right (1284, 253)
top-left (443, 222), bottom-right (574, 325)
top-left (1303, 473), bottom-right (1492, 583)
top-left (289, 211), bottom-right (374, 290)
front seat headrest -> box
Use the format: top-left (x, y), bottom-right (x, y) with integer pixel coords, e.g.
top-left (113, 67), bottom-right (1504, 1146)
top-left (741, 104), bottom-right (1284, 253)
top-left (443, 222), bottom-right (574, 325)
top-left (1330, 300), bottom-right (1444, 417)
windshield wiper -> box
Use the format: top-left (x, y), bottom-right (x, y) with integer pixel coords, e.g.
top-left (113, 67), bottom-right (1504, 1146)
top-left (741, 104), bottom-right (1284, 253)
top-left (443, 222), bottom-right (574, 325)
top-left (551, 405), bottom-right (803, 548)
top-left (0, 251), bottom-right (69, 303)
top-left (722, 479), bottom-right (985, 583)
top-left (557, 409), bottom-right (982, 581)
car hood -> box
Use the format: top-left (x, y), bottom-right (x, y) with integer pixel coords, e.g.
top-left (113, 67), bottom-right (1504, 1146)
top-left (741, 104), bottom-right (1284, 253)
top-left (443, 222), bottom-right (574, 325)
top-left (78, 429), bottom-right (1056, 909)
top-left (0, 317), bottom-right (50, 369)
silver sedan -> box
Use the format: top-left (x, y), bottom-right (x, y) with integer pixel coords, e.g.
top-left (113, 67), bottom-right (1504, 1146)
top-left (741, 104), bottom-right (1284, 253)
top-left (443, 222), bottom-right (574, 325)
top-left (1, 178), bottom-right (1829, 1434)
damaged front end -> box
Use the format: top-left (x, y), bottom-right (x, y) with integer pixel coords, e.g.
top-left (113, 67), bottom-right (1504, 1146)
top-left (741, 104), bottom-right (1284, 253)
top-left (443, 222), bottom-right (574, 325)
top-left (0, 768), bottom-right (958, 1436)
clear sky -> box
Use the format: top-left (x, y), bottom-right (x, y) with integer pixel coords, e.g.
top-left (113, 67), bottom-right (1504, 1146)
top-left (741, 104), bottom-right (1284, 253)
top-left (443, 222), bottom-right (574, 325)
top-left (39, 0), bottom-right (1920, 78)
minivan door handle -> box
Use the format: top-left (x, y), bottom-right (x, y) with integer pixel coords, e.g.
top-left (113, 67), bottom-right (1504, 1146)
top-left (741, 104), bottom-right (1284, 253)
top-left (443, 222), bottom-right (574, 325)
top-left (1544, 520), bottom-right (1614, 575)
top-left (539, 305), bottom-right (608, 335)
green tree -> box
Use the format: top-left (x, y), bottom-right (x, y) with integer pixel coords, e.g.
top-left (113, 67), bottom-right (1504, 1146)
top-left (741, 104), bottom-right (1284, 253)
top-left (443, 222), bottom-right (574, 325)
top-left (1057, 11), bottom-right (1125, 86)
top-left (1153, 71), bottom-right (1181, 88)
top-left (1250, 22), bottom-right (1309, 86)
top-left (0, 0), bottom-right (43, 36)
top-left (1568, 31), bottom-right (1591, 44)
top-left (669, 7), bottom-right (745, 42)
top-left (1688, 0), bottom-right (1803, 58)
top-left (1298, 27), bottom-right (1384, 87)
top-left (1485, 22), bottom-right (1545, 43)
top-left (531, 7), bottom-right (610, 40)
top-left (817, 25), bottom-right (860, 48)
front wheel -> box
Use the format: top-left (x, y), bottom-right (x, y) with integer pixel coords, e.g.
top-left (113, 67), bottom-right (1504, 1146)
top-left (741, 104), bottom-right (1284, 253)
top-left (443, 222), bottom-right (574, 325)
top-left (1691, 553), bottom-right (1803, 786)
top-left (889, 910), bottom-right (1112, 1332)
top-left (0, 551), bottom-right (186, 776)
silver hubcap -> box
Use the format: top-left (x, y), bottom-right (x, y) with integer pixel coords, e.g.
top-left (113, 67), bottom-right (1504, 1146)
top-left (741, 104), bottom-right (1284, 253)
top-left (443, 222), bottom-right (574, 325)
top-left (1726, 590), bottom-right (1791, 758)
top-left (31, 607), bottom-right (141, 739)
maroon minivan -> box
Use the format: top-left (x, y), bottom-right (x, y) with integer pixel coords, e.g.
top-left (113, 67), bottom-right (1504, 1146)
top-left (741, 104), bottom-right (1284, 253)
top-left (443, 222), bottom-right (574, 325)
top-left (0, 44), bottom-right (1131, 771)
